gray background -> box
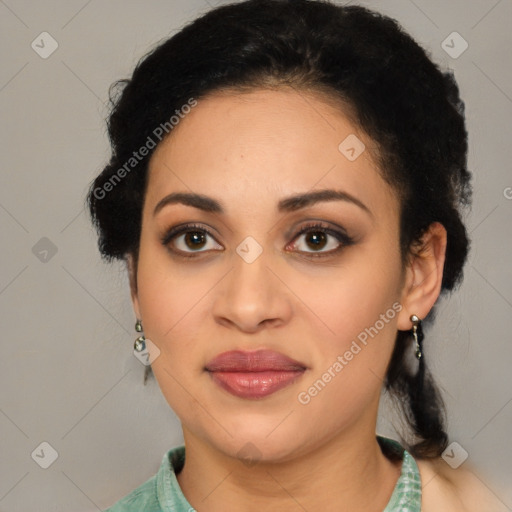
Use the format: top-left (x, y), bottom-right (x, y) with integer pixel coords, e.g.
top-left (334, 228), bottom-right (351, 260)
top-left (0, 0), bottom-right (511, 510)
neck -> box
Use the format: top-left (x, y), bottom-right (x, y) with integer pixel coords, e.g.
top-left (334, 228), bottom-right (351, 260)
top-left (176, 423), bottom-right (402, 512)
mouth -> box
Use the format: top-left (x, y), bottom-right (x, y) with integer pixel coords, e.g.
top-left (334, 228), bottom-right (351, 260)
top-left (205, 349), bottom-right (307, 400)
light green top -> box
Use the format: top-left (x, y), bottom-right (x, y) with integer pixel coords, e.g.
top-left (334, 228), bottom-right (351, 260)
top-left (104, 435), bottom-right (421, 511)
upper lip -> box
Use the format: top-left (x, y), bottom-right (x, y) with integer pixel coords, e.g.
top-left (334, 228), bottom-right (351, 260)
top-left (205, 349), bottom-right (307, 372)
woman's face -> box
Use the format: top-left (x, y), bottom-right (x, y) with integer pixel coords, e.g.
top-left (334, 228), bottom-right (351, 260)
top-left (132, 88), bottom-right (411, 462)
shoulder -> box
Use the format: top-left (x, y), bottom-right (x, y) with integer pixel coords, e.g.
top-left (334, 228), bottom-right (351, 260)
top-left (104, 474), bottom-right (160, 512)
top-left (104, 446), bottom-right (185, 512)
top-left (416, 457), bottom-right (509, 512)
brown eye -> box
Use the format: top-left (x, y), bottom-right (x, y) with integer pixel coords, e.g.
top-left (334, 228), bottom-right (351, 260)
top-left (288, 222), bottom-right (354, 257)
top-left (161, 223), bottom-right (223, 257)
top-left (303, 231), bottom-right (328, 251)
top-left (183, 231), bottom-right (208, 250)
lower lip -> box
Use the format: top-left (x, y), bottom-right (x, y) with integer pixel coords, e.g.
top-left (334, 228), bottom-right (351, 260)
top-left (208, 370), bottom-right (305, 399)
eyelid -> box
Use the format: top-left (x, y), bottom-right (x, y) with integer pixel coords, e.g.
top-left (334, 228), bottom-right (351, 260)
top-left (290, 220), bottom-right (350, 240)
top-left (160, 222), bottom-right (220, 247)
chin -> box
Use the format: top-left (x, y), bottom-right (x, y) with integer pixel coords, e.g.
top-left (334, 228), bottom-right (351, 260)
top-left (206, 422), bottom-right (310, 464)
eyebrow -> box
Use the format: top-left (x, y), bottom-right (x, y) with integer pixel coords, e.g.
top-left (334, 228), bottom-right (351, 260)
top-left (153, 189), bottom-right (372, 217)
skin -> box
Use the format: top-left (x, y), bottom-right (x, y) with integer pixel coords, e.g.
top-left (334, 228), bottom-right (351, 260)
top-left (126, 88), bottom-right (495, 511)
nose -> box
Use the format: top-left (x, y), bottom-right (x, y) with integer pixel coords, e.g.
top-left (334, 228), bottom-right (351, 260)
top-left (212, 246), bottom-right (293, 333)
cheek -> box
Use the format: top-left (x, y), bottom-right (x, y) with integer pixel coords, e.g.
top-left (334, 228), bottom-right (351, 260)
top-left (135, 235), bottom-right (211, 342)
top-left (305, 291), bottom-right (400, 390)
top-left (294, 250), bottom-right (403, 396)
top-left (137, 272), bottom-right (209, 355)
top-left (300, 248), bottom-right (401, 334)
top-left (294, 279), bottom-right (401, 431)
top-left (135, 258), bottom-right (211, 413)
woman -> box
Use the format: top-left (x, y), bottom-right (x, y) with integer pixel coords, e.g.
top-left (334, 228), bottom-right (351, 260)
top-left (87, 1), bottom-right (502, 510)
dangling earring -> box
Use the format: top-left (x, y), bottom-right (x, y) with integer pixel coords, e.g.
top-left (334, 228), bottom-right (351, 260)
top-left (134, 319), bottom-right (146, 352)
top-left (133, 319), bottom-right (153, 385)
top-left (410, 314), bottom-right (424, 360)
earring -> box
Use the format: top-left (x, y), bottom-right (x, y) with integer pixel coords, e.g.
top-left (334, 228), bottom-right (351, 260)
top-left (410, 314), bottom-right (424, 360)
top-left (134, 319), bottom-right (146, 352)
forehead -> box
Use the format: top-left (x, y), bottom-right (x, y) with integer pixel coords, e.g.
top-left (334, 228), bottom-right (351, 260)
top-left (145, 88), bottom-right (398, 219)
top-left (150, 88), bottom-right (367, 169)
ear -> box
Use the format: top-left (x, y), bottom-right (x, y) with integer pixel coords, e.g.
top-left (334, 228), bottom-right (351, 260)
top-left (397, 222), bottom-right (447, 331)
top-left (126, 253), bottom-right (141, 320)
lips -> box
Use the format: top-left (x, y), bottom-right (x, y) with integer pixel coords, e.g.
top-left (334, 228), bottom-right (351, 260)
top-left (205, 349), bottom-right (307, 372)
top-left (205, 350), bottom-right (307, 399)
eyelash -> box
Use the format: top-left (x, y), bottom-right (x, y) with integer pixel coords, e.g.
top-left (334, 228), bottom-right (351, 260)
top-left (160, 221), bottom-right (354, 259)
